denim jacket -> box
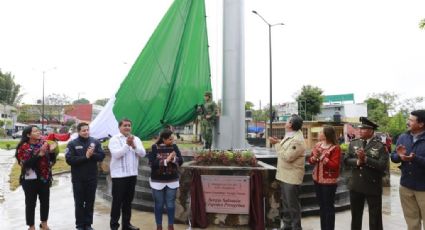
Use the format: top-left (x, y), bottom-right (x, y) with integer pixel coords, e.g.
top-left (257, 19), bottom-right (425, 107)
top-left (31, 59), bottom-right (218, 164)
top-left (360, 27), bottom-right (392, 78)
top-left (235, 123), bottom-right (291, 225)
top-left (391, 132), bottom-right (425, 191)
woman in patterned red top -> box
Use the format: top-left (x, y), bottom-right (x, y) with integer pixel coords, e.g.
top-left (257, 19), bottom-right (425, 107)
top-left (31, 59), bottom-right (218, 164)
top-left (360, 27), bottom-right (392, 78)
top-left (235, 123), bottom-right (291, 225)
top-left (15, 125), bottom-right (57, 230)
top-left (148, 129), bottom-right (183, 230)
top-left (308, 125), bottom-right (341, 230)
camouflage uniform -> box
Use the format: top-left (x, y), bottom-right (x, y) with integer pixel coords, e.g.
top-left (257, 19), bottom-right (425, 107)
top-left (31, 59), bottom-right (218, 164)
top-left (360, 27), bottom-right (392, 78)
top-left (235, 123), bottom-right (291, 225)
top-left (198, 92), bottom-right (217, 149)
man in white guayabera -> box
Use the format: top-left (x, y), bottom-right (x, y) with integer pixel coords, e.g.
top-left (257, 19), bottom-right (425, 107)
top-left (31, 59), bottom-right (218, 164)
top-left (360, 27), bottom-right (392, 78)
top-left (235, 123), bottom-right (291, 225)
top-left (108, 118), bottom-right (146, 230)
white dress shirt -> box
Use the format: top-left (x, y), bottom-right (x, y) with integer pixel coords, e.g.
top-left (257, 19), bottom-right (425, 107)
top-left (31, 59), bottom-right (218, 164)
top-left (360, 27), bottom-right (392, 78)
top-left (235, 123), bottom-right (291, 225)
top-left (108, 133), bottom-right (146, 178)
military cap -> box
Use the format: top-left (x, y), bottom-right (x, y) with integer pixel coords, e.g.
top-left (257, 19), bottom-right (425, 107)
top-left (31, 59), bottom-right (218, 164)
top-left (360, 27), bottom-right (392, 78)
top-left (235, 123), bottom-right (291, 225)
top-left (358, 117), bottom-right (379, 130)
top-left (204, 91), bottom-right (212, 97)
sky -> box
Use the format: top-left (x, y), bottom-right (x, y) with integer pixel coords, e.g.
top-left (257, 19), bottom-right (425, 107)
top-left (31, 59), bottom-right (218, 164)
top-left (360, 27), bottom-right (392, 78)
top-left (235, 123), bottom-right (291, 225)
top-left (1, 0), bottom-right (425, 109)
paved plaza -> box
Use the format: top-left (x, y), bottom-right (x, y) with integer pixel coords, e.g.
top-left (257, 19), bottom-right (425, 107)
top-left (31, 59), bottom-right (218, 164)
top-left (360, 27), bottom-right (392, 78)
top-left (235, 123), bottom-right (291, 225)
top-left (0, 149), bottom-right (409, 229)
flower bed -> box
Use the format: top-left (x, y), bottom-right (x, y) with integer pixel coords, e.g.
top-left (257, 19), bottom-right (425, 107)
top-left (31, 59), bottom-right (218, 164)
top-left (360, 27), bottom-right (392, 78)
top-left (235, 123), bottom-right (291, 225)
top-left (193, 150), bottom-right (258, 167)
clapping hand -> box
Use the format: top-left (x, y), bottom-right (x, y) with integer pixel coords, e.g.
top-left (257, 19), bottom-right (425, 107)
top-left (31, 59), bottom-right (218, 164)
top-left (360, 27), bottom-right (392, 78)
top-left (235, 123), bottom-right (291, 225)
top-left (49, 142), bottom-right (57, 152)
top-left (397, 145), bottom-right (415, 162)
top-left (402, 153), bottom-right (415, 162)
top-left (39, 142), bottom-right (49, 157)
top-left (86, 143), bottom-right (95, 158)
top-left (356, 148), bottom-right (366, 164)
top-left (322, 157), bottom-right (329, 165)
top-left (311, 149), bottom-right (321, 162)
top-left (396, 145), bottom-right (407, 156)
top-left (166, 151), bottom-right (176, 163)
top-left (269, 136), bottom-right (280, 145)
top-left (126, 135), bottom-right (135, 148)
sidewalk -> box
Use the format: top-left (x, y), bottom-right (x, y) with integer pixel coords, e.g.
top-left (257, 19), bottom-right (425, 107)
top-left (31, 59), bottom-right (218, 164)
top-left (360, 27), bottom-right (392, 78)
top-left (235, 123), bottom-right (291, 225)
top-left (0, 173), bottom-right (407, 230)
top-left (302, 177), bottom-right (407, 230)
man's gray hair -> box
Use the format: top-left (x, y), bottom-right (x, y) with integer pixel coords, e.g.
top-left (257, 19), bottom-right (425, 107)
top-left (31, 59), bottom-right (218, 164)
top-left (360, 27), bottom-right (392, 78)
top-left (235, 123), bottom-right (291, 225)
top-left (289, 114), bottom-right (303, 131)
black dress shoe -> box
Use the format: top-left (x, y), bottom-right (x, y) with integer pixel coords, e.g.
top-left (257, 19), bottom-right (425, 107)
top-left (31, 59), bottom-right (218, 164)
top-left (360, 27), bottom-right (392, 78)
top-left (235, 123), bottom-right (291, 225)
top-left (110, 223), bottom-right (119, 230)
top-left (76, 228), bottom-right (84, 230)
top-left (123, 224), bottom-right (140, 230)
top-left (86, 227), bottom-right (94, 230)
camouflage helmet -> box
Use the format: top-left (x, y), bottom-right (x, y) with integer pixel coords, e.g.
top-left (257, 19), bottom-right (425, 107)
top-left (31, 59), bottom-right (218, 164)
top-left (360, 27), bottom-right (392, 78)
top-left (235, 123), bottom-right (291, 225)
top-left (204, 91), bottom-right (212, 97)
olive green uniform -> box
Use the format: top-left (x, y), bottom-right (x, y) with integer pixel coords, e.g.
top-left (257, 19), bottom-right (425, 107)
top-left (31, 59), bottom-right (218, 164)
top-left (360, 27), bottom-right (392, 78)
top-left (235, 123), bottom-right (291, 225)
top-left (344, 137), bottom-right (388, 230)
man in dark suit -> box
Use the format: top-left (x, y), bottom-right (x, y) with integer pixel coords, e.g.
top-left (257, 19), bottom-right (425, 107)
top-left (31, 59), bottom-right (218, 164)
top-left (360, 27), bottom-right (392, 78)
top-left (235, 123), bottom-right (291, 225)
top-left (344, 117), bottom-right (388, 230)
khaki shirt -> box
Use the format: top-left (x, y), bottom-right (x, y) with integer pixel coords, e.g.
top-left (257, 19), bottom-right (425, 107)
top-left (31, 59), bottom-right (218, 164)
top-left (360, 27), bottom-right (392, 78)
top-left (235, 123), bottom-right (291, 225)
top-left (275, 130), bottom-right (306, 185)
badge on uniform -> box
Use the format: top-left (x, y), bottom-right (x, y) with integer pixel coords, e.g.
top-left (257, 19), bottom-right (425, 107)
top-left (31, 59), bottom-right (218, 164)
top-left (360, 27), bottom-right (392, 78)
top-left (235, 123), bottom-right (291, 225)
top-left (370, 148), bottom-right (379, 157)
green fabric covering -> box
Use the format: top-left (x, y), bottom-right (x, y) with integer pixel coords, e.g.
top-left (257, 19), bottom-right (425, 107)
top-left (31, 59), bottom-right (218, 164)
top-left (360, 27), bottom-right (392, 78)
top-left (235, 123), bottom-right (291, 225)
top-left (113, 0), bottom-right (212, 140)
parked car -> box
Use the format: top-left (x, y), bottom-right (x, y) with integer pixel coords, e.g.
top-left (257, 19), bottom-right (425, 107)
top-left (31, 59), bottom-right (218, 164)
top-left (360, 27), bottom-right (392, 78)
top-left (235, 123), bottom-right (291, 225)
top-left (12, 130), bottom-right (23, 139)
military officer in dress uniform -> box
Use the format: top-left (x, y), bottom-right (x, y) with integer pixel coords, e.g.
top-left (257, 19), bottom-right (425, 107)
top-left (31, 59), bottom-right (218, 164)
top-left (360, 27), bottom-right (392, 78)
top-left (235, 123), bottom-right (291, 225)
top-left (344, 117), bottom-right (388, 230)
top-left (197, 91), bottom-right (218, 149)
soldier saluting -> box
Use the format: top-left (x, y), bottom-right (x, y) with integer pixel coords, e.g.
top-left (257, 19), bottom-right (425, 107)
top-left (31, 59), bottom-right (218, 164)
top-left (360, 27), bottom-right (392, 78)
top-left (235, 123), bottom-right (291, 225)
top-left (344, 117), bottom-right (388, 230)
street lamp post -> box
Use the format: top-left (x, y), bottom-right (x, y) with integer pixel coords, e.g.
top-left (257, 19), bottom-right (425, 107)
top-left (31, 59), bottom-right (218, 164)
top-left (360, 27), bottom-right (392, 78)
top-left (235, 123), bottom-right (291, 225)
top-left (42, 71), bottom-right (45, 135)
top-left (252, 10), bottom-right (284, 147)
top-left (41, 67), bottom-right (56, 135)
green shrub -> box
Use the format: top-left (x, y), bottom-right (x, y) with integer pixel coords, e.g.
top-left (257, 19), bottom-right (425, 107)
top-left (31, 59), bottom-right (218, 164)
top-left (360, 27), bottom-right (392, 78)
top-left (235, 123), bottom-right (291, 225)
top-left (0, 128), bottom-right (5, 138)
top-left (340, 143), bottom-right (348, 153)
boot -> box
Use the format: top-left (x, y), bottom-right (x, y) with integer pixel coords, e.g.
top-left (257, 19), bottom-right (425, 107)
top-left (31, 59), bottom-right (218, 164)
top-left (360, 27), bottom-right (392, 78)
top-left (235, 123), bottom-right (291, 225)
top-left (157, 225), bottom-right (163, 230)
top-left (168, 225), bottom-right (174, 230)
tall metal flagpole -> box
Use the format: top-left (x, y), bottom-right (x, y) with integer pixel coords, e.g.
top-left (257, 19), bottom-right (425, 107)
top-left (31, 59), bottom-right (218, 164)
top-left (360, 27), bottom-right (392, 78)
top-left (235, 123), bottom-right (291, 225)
top-left (214, 0), bottom-right (246, 149)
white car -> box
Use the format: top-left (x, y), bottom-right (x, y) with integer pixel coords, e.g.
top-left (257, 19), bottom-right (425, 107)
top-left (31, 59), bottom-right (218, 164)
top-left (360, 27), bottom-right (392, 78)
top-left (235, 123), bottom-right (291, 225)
top-left (12, 130), bottom-right (23, 139)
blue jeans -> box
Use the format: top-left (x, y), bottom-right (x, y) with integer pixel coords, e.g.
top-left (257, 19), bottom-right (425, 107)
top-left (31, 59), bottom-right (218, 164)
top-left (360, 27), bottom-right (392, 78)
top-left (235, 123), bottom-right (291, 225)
top-left (152, 186), bottom-right (177, 225)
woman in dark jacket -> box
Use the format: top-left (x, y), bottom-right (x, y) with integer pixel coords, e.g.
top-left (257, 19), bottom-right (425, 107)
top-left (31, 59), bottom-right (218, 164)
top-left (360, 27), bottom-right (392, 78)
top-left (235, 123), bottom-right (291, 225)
top-left (148, 129), bottom-right (183, 230)
top-left (15, 125), bottom-right (57, 230)
top-left (308, 125), bottom-right (341, 230)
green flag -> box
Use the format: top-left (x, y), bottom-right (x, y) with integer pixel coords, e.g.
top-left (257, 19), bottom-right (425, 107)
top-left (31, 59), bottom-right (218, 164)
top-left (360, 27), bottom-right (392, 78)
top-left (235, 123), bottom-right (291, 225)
top-left (91, 0), bottom-right (212, 140)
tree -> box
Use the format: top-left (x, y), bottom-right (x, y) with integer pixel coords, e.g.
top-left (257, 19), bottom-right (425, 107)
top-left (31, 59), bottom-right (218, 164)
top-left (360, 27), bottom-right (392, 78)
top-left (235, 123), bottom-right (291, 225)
top-left (365, 92), bottom-right (423, 132)
top-left (295, 85), bottom-right (323, 121)
top-left (0, 69), bottom-right (22, 105)
top-left (364, 97), bottom-right (389, 129)
top-left (399, 97), bottom-right (424, 115)
top-left (386, 112), bottom-right (407, 139)
top-left (65, 118), bottom-right (77, 127)
top-left (17, 104), bottom-right (38, 122)
top-left (368, 92), bottom-right (399, 115)
top-left (420, 18), bottom-right (425, 29)
top-left (245, 101), bottom-right (254, 110)
top-left (253, 105), bottom-right (272, 123)
top-left (94, 98), bottom-right (109, 106)
top-left (44, 93), bottom-right (71, 123)
top-left (73, 98), bottom-right (90, 104)
top-left (45, 93), bottom-right (71, 106)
